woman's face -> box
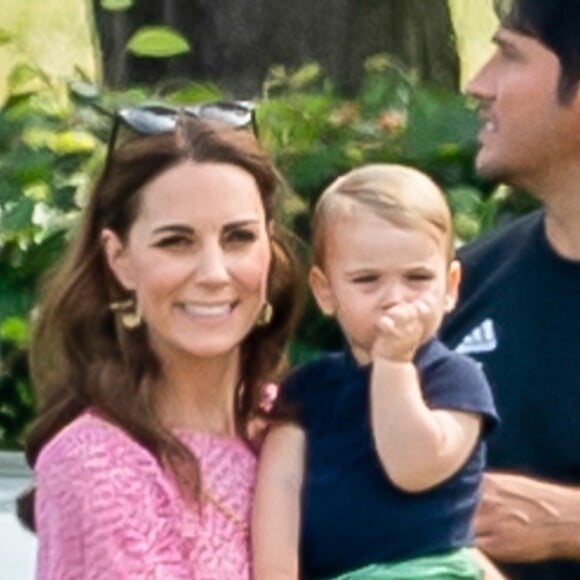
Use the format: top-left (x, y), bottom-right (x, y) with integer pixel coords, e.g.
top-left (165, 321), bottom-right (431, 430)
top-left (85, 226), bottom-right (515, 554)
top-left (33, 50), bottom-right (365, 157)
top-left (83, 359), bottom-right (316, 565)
top-left (102, 160), bottom-right (272, 362)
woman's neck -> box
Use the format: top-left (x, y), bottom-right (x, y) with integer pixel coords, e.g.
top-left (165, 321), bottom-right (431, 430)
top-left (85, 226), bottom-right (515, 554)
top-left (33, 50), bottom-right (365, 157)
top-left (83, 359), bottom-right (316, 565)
top-left (154, 348), bottom-right (241, 436)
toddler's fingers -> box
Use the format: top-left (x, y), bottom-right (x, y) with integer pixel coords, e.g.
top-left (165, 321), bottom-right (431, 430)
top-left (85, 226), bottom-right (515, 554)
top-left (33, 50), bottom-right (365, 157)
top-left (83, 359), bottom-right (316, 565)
top-left (414, 298), bottom-right (433, 316)
top-left (378, 314), bottom-right (396, 332)
top-left (383, 302), bottom-right (416, 322)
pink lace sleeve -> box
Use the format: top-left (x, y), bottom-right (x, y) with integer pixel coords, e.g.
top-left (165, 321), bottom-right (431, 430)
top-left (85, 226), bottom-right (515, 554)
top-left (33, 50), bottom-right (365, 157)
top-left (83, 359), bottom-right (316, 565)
top-left (35, 416), bottom-right (195, 580)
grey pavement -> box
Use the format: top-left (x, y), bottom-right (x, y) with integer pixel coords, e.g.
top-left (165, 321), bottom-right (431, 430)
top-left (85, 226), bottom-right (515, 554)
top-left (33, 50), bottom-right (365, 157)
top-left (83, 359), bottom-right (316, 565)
top-left (0, 452), bottom-right (37, 580)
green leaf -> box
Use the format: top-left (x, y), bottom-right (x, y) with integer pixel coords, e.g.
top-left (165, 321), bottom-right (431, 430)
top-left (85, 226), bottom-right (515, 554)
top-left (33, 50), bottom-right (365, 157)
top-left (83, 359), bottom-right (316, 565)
top-left (0, 317), bottom-right (29, 347)
top-left (0, 28), bottom-right (12, 46)
top-left (0, 182), bottom-right (21, 205)
top-left (101, 0), bottom-right (133, 10)
top-left (0, 271), bottom-right (34, 321)
top-left (404, 87), bottom-right (478, 160)
top-left (127, 27), bottom-right (191, 58)
top-left (163, 83), bottom-right (223, 106)
top-left (50, 131), bottom-right (98, 154)
top-left (0, 198), bottom-right (35, 232)
top-left (69, 81), bottom-right (101, 102)
top-left (454, 212), bottom-right (481, 242)
top-left (5, 148), bottom-right (55, 187)
top-left (447, 186), bottom-right (483, 215)
top-left (289, 63), bottom-right (321, 90)
top-left (7, 63), bottom-right (39, 94)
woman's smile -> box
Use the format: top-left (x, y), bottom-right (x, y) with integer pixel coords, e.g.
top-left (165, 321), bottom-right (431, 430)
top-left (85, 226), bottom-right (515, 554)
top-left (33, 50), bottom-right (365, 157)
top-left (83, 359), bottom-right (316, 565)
top-left (178, 300), bottom-right (237, 319)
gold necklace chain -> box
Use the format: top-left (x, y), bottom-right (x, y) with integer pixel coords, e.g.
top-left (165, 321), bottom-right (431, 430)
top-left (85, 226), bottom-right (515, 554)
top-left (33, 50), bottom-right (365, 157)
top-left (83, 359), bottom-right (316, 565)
top-left (201, 488), bottom-right (249, 533)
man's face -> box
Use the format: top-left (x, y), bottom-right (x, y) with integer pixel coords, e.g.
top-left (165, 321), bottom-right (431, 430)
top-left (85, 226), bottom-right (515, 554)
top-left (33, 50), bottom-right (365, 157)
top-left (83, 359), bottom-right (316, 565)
top-left (467, 27), bottom-right (580, 193)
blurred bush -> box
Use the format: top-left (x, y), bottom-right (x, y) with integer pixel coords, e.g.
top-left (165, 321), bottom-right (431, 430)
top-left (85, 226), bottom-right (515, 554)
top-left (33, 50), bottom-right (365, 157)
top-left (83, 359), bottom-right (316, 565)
top-left (0, 44), bottom-right (535, 448)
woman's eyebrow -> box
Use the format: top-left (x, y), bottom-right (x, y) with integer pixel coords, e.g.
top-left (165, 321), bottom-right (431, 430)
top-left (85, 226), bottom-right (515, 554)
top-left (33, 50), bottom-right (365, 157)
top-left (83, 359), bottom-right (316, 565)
top-left (151, 220), bottom-right (260, 235)
top-left (222, 219), bottom-right (260, 233)
top-left (152, 224), bottom-right (194, 235)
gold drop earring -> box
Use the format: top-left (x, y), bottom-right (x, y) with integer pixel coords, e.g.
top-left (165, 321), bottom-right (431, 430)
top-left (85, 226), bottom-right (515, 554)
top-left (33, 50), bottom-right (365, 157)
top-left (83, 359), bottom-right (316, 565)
top-left (256, 302), bottom-right (273, 327)
top-left (109, 296), bottom-right (142, 330)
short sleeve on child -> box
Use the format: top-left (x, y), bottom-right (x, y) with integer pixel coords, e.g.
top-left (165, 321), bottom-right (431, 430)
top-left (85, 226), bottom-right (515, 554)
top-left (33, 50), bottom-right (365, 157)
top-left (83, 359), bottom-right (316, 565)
top-left (278, 339), bottom-right (498, 578)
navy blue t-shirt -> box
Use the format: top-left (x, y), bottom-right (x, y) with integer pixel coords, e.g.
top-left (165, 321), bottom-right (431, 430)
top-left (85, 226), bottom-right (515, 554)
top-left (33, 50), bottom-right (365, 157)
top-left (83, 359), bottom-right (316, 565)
top-left (281, 338), bottom-right (498, 578)
top-left (441, 210), bottom-right (580, 580)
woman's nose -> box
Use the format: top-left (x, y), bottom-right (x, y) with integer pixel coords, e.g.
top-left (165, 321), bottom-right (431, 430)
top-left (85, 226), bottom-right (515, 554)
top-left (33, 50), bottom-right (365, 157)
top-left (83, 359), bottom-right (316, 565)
top-left (196, 244), bottom-right (229, 284)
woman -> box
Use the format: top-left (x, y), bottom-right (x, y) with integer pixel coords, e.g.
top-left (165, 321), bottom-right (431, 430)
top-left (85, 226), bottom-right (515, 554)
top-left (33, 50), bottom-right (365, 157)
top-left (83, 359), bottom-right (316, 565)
top-left (19, 106), bottom-right (302, 579)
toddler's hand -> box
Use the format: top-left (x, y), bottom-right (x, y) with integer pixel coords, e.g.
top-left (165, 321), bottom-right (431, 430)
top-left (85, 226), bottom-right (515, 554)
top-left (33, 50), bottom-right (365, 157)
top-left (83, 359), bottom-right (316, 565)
top-left (372, 298), bottom-right (433, 362)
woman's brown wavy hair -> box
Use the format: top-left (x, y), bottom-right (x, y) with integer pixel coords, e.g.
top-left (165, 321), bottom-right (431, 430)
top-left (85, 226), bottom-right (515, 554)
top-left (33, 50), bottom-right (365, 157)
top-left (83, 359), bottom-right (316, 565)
top-left (18, 117), bottom-right (303, 529)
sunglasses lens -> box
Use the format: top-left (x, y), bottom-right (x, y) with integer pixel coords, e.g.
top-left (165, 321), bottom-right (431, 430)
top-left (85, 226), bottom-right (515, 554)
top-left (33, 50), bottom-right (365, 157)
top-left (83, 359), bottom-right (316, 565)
top-left (105, 101), bottom-right (258, 171)
top-left (120, 107), bottom-right (178, 134)
top-left (184, 102), bottom-right (254, 128)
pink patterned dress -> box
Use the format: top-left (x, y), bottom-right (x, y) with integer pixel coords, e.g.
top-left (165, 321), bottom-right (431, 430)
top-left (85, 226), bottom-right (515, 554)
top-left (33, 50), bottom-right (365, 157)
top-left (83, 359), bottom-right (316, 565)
top-left (34, 412), bottom-right (256, 579)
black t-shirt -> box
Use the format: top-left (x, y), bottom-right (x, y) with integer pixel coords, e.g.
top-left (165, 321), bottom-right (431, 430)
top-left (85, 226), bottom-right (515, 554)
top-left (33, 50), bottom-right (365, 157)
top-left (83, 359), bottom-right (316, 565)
top-left (281, 339), bottom-right (497, 578)
top-left (441, 209), bottom-right (580, 580)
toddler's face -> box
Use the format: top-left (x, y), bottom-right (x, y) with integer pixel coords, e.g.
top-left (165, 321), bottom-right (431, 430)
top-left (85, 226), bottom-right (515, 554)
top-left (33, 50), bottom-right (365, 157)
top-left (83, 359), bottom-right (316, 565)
top-left (310, 206), bottom-right (459, 364)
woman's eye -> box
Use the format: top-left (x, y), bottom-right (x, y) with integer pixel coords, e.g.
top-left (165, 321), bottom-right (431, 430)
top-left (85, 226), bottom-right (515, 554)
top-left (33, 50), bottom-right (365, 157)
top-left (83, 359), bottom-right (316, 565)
top-left (155, 236), bottom-right (192, 248)
top-left (225, 229), bottom-right (257, 244)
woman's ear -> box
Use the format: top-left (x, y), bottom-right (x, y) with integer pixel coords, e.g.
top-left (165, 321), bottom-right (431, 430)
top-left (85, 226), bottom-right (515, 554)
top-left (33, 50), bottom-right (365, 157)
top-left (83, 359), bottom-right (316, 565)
top-left (100, 228), bottom-right (135, 291)
top-left (444, 259), bottom-right (462, 313)
top-left (309, 266), bottom-right (337, 316)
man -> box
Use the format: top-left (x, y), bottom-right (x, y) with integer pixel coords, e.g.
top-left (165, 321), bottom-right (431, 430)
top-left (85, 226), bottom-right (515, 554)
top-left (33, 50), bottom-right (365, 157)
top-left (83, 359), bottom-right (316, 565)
top-left (440, 0), bottom-right (580, 578)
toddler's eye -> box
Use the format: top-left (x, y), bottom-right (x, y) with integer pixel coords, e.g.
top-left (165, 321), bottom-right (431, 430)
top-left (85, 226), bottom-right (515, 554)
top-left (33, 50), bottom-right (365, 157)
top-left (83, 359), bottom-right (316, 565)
top-left (352, 275), bottom-right (378, 284)
top-left (407, 272), bottom-right (434, 282)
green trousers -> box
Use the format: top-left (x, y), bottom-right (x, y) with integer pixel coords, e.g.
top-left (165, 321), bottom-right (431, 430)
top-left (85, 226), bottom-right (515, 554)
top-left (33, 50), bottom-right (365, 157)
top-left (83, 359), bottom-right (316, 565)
top-left (326, 548), bottom-right (483, 580)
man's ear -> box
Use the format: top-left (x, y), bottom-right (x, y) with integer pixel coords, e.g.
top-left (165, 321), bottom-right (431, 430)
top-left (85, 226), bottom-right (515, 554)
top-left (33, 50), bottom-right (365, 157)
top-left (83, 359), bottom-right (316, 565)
top-left (309, 266), bottom-right (336, 316)
top-left (100, 228), bottom-right (135, 291)
top-left (444, 259), bottom-right (462, 313)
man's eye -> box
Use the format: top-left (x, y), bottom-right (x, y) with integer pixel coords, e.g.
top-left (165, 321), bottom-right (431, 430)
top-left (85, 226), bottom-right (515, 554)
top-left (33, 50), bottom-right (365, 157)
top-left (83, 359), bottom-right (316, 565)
top-left (499, 44), bottom-right (521, 62)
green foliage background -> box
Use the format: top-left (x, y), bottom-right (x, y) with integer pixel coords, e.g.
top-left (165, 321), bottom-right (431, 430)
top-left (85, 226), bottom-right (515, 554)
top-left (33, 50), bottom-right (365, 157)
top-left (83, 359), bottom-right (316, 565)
top-left (0, 19), bottom-right (535, 449)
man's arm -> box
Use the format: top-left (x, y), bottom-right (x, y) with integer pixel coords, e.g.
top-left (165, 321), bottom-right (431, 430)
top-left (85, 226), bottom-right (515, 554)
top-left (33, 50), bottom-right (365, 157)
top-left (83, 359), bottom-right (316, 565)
top-left (475, 472), bottom-right (580, 562)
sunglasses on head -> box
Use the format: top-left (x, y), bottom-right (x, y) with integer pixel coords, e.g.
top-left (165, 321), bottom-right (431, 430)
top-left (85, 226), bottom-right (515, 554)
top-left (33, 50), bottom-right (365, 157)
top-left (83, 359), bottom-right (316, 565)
top-left (104, 100), bottom-right (258, 168)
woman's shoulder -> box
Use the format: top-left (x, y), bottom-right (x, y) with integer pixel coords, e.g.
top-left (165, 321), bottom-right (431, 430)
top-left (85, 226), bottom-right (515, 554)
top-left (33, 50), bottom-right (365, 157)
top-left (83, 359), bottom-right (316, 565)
top-left (36, 411), bottom-right (161, 479)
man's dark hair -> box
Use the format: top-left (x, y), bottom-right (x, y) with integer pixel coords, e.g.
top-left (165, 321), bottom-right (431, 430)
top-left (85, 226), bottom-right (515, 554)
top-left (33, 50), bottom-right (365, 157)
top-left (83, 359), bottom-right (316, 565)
top-left (495, 0), bottom-right (580, 102)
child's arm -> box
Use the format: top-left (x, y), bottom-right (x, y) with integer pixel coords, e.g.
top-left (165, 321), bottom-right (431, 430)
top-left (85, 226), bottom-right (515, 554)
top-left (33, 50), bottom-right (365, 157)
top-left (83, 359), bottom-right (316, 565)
top-left (252, 423), bottom-right (305, 580)
top-left (370, 299), bottom-right (482, 492)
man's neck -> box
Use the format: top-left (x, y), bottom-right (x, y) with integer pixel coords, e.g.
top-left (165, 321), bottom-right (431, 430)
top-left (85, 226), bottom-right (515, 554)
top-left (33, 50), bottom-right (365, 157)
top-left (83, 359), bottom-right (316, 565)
top-left (526, 163), bottom-right (580, 260)
top-left (544, 203), bottom-right (580, 260)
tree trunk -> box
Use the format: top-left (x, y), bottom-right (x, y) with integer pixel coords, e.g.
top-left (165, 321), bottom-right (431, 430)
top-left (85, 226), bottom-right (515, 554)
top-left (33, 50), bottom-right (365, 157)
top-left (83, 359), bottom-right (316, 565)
top-left (94, 0), bottom-right (459, 95)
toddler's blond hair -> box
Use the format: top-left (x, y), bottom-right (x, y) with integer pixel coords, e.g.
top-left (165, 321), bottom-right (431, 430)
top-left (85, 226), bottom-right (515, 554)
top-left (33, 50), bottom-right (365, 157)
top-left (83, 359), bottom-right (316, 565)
top-left (311, 164), bottom-right (454, 267)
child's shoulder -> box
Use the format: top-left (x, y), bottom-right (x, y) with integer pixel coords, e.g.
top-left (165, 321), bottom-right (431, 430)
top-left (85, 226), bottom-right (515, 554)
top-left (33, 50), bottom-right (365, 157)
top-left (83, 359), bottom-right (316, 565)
top-left (279, 351), bottom-right (353, 411)
top-left (419, 338), bottom-right (482, 373)
top-left (285, 350), bottom-right (351, 385)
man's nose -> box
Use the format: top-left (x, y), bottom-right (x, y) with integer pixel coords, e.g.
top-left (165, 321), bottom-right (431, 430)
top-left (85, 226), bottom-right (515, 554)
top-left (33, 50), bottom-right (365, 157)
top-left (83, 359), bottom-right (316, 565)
top-left (465, 56), bottom-right (496, 103)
